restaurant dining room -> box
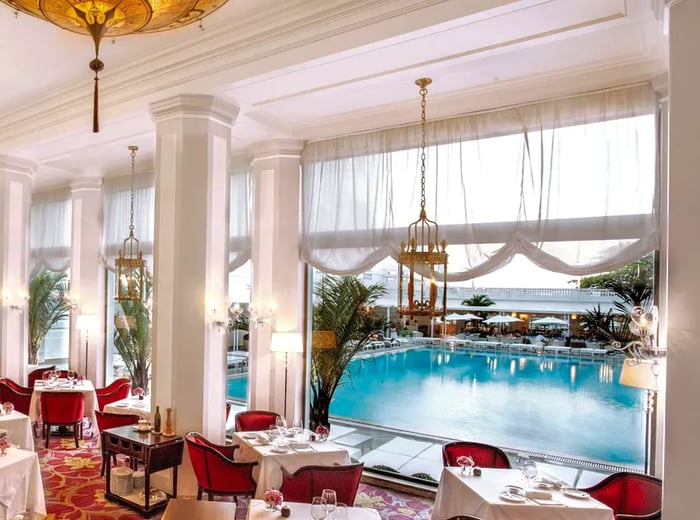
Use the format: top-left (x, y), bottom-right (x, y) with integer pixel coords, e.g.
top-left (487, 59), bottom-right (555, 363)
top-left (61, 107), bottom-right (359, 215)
top-left (0, 0), bottom-right (698, 519)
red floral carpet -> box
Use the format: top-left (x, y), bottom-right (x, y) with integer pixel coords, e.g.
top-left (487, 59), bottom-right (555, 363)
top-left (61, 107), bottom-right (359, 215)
top-left (36, 436), bottom-right (434, 519)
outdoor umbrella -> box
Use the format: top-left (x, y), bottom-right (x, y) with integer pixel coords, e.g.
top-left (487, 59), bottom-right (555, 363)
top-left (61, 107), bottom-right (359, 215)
top-left (530, 316), bottom-right (569, 326)
top-left (461, 313), bottom-right (484, 321)
top-left (445, 312), bottom-right (466, 321)
top-left (483, 315), bottom-right (523, 324)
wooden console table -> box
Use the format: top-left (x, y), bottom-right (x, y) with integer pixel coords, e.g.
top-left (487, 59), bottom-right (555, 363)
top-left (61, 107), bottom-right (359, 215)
top-left (102, 425), bottom-right (184, 517)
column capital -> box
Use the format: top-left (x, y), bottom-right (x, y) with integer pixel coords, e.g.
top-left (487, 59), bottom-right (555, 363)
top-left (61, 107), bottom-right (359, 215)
top-left (0, 156), bottom-right (36, 178)
top-left (250, 139), bottom-right (306, 164)
top-left (70, 177), bottom-right (103, 192)
top-left (149, 95), bottom-right (240, 128)
top-left (651, 73), bottom-right (669, 100)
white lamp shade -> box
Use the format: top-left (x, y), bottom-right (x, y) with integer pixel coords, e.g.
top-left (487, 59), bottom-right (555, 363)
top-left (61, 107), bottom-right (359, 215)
top-left (76, 314), bottom-right (98, 332)
top-left (270, 332), bottom-right (303, 353)
top-left (619, 358), bottom-right (665, 391)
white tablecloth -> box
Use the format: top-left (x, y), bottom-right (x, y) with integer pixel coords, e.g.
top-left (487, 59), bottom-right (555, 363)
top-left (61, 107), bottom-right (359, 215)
top-left (0, 412), bottom-right (33, 450)
top-left (432, 468), bottom-right (614, 520)
top-left (233, 431), bottom-right (351, 499)
top-left (247, 499), bottom-right (380, 520)
top-left (29, 379), bottom-right (98, 431)
top-left (103, 396), bottom-right (151, 418)
top-left (0, 447), bottom-right (46, 520)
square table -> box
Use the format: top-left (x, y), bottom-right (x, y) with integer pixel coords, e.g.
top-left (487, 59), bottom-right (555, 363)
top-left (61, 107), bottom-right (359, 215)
top-left (0, 447), bottom-right (46, 520)
top-left (0, 411), bottom-right (34, 450)
top-left (247, 499), bottom-right (380, 520)
top-left (233, 430), bottom-right (351, 499)
top-left (431, 467), bottom-right (614, 520)
top-left (103, 395), bottom-right (151, 418)
top-left (29, 379), bottom-right (98, 430)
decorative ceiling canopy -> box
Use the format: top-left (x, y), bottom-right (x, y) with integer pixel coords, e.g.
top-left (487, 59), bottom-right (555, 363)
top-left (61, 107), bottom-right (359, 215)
top-left (1, 0), bottom-right (227, 132)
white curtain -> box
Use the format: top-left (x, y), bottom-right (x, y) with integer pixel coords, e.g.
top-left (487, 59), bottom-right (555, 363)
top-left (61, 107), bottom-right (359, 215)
top-left (301, 84), bottom-right (658, 280)
top-left (100, 175), bottom-right (155, 271)
top-left (30, 194), bottom-right (72, 277)
top-left (229, 158), bottom-right (252, 272)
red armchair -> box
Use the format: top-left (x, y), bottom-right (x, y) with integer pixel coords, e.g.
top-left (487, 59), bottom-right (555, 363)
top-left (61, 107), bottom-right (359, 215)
top-left (95, 378), bottom-right (132, 410)
top-left (581, 471), bottom-right (662, 519)
top-left (95, 410), bottom-right (140, 475)
top-left (0, 378), bottom-right (32, 416)
top-left (280, 463), bottom-right (364, 505)
top-left (234, 410), bottom-right (280, 432)
top-left (185, 432), bottom-right (258, 502)
top-left (40, 391), bottom-right (85, 448)
top-left (442, 441), bottom-right (512, 469)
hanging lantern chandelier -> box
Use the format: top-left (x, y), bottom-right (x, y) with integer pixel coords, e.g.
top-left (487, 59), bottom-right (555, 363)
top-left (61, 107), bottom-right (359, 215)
top-left (397, 78), bottom-right (448, 320)
top-left (1, 0), bottom-right (228, 132)
top-left (115, 145), bottom-right (147, 303)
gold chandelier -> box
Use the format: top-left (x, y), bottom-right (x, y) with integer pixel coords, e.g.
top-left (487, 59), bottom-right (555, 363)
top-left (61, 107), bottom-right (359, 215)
top-left (115, 145), bottom-right (147, 303)
top-left (1, 0), bottom-right (227, 132)
top-left (397, 78), bottom-right (448, 320)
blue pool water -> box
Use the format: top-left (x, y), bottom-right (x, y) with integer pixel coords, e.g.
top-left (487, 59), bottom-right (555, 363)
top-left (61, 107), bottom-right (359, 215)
top-left (227, 347), bottom-right (644, 467)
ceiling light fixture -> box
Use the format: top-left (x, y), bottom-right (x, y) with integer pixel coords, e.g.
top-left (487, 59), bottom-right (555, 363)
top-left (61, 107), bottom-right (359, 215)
top-left (397, 78), bottom-right (448, 320)
top-left (1, 0), bottom-right (227, 132)
top-left (115, 145), bottom-right (147, 303)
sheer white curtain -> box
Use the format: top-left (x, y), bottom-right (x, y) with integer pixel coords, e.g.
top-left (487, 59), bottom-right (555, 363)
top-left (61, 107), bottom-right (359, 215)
top-left (302, 84), bottom-right (658, 280)
top-left (100, 175), bottom-right (155, 271)
top-left (30, 194), bottom-right (72, 276)
top-left (229, 158), bottom-right (252, 272)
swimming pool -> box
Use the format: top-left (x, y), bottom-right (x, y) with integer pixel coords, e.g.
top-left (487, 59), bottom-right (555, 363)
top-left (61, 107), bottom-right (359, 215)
top-left (227, 346), bottom-right (644, 467)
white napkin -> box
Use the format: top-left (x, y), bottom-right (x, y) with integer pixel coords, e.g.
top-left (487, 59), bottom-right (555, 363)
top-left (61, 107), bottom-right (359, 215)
top-left (526, 489), bottom-right (553, 499)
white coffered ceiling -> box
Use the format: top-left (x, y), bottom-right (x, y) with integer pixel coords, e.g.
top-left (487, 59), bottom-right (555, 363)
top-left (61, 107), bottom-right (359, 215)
top-left (0, 0), bottom-right (667, 191)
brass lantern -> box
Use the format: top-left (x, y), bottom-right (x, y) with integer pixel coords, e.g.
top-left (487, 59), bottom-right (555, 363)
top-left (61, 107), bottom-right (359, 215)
top-left (115, 145), bottom-right (147, 303)
top-left (397, 78), bottom-right (448, 320)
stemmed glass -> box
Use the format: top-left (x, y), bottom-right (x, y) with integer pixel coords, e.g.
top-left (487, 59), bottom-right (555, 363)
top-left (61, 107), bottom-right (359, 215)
top-left (275, 416), bottom-right (287, 436)
top-left (66, 370), bottom-right (76, 385)
top-left (334, 503), bottom-right (348, 520)
top-left (321, 489), bottom-right (337, 518)
top-left (521, 460), bottom-right (538, 488)
top-left (291, 419), bottom-right (303, 440)
top-left (311, 497), bottom-right (328, 520)
top-left (49, 370), bottom-right (59, 384)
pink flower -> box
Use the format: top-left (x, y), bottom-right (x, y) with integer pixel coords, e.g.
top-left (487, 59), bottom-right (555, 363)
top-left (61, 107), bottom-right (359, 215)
top-left (1, 402), bottom-right (13, 414)
top-left (77, 375), bottom-right (85, 382)
top-left (0, 437), bottom-right (10, 450)
top-left (263, 489), bottom-right (283, 508)
top-left (133, 387), bottom-right (144, 396)
top-left (456, 455), bottom-right (475, 467)
top-left (315, 425), bottom-right (329, 436)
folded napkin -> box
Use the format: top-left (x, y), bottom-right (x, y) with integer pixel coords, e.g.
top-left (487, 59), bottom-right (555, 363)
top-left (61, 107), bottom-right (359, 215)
top-left (525, 490), bottom-right (553, 499)
top-left (256, 433), bottom-right (270, 445)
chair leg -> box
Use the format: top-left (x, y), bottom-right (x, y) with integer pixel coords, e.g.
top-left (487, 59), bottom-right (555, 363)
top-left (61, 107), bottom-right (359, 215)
top-left (44, 424), bottom-right (49, 449)
top-left (74, 424), bottom-right (80, 448)
top-left (197, 488), bottom-right (203, 500)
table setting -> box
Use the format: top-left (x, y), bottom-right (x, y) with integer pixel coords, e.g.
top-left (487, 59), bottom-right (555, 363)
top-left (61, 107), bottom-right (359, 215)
top-left (0, 446), bottom-right (46, 520)
top-left (29, 377), bottom-right (98, 430)
top-left (0, 404), bottom-right (33, 450)
top-left (247, 498), bottom-right (380, 520)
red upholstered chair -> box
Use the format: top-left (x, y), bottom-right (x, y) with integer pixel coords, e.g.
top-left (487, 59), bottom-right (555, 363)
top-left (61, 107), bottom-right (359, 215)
top-left (581, 472), bottom-right (662, 519)
top-left (280, 463), bottom-right (364, 505)
top-left (442, 441), bottom-right (512, 469)
top-left (95, 378), bottom-right (132, 410)
top-left (446, 516), bottom-right (485, 520)
top-left (95, 410), bottom-right (140, 475)
top-left (27, 365), bottom-right (56, 388)
top-left (234, 410), bottom-right (281, 432)
top-left (185, 432), bottom-right (258, 502)
top-left (40, 391), bottom-right (85, 448)
top-left (0, 378), bottom-right (33, 416)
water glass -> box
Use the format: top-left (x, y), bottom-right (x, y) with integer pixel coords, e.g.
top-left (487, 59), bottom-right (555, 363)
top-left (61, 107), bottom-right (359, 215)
top-left (67, 370), bottom-right (76, 384)
top-left (311, 496), bottom-right (327, 520)
top-left (275, 415), bottom-right (287, 435)
top-left (334, 503), bottom-right (348, 520)
top-left (321, 489), bottom-right (337, 516)
top-left (521, 460), bottom-right (538, 488)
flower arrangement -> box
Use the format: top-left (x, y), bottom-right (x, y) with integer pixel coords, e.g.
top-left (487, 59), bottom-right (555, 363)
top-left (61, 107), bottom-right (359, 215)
top-left (0, 429), bottom-right (10, 455)
top-left (76, 374), bottom-right (85, 384)
top-left (1, 402), bottom-right (13, 415)
top-left (133, 387), bottom-right (144, 400)
top-left (315, 425), bottom-right (330, 441)
top-left (456, 455), bottom-right (475, 474)
top-left (263, 489), bottom-right (283, 510)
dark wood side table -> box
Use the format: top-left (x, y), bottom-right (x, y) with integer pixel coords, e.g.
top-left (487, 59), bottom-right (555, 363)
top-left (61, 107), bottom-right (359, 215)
top-left (102, 425), bottom-right (184, 517)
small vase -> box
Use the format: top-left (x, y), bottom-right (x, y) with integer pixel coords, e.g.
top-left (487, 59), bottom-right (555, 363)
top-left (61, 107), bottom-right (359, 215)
top-left (265, 502), bottom-right (278, 511)
top-left (460, 465), bottom-right (466, 475)
top-left (0, 447), bottom-right (6, 456)
top-left (138, 395), bottom-right (144, 401)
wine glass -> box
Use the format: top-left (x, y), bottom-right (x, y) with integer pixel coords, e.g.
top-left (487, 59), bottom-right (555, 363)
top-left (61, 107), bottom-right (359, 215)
top-left (311, 497), bottom-right (328, 520)
top-left (334, 503), bottom-right (348, 520)
top-left (66, 370), bottom-right (76, 385)
top-left (521, 460), bottom-right (538, 488)
top-left (292, 419), bottom-right (303, 440)
top-left (321, 489), bottom-right (337, 517)
top-left (275, 415), bottom-right (287, 435)
top-left (49, 370), bottom-right (59, 384)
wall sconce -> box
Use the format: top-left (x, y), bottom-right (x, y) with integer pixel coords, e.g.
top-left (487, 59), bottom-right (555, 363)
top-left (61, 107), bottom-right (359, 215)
top-left (2, 288), bottom-right (28, 312)
top-left (212, 302), bottom-right (244, 334)
top-left (249, 300), bottom-right (277, 327)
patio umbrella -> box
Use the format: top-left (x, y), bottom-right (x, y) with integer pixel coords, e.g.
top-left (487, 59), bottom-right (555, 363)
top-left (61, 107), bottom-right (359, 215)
top-left (445, 312), bottom-right (466, 321)
top-left (461, 313), bottom-right (484, 321)
top-left (530, 316), bottom-right (569, 326)
top-left (483, 315), bottom-right (523, 324)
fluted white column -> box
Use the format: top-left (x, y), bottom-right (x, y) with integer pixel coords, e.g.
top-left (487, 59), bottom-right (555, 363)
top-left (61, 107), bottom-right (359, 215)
top-left (149, 94), bottom-right (239, 496)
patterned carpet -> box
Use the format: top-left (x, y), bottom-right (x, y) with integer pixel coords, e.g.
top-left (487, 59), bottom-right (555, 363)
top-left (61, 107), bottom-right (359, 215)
top-left (36, 434), bottom-right (434, 519)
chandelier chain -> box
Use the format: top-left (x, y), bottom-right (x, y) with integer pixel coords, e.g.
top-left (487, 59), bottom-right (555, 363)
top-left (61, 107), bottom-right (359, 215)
top-left (128, 145), bottom-right (138, 236)
top-left (419, 83), bottom-right (428, 210)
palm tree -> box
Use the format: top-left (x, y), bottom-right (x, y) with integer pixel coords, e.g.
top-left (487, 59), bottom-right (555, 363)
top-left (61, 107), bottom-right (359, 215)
top-left (28, 270), bottom-right (70, 365)
top-left (461, 294), bottom-right (495, 307)
top-left (310, 275), bottom-right (385, 430)
top-left (113, 275), bottom-right (152, 393)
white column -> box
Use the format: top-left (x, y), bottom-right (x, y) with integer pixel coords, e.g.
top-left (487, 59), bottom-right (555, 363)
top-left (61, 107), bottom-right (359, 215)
top-left (0, 156), bottom-right (34, 384)
top-left (149, 94), bottom-right (239, 496)
top-left (248, 139), bottom-right (305, 423)
top-left (70, 178), bottom-right (105, 385)
top-left (665, 1), bottom-right (700, 517)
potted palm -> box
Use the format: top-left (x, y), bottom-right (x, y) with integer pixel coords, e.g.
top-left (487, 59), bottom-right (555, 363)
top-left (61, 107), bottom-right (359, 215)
top-left (28, 270), bottom-right (70, 365)
top-left (310, 275), bottom-right (385, 431)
